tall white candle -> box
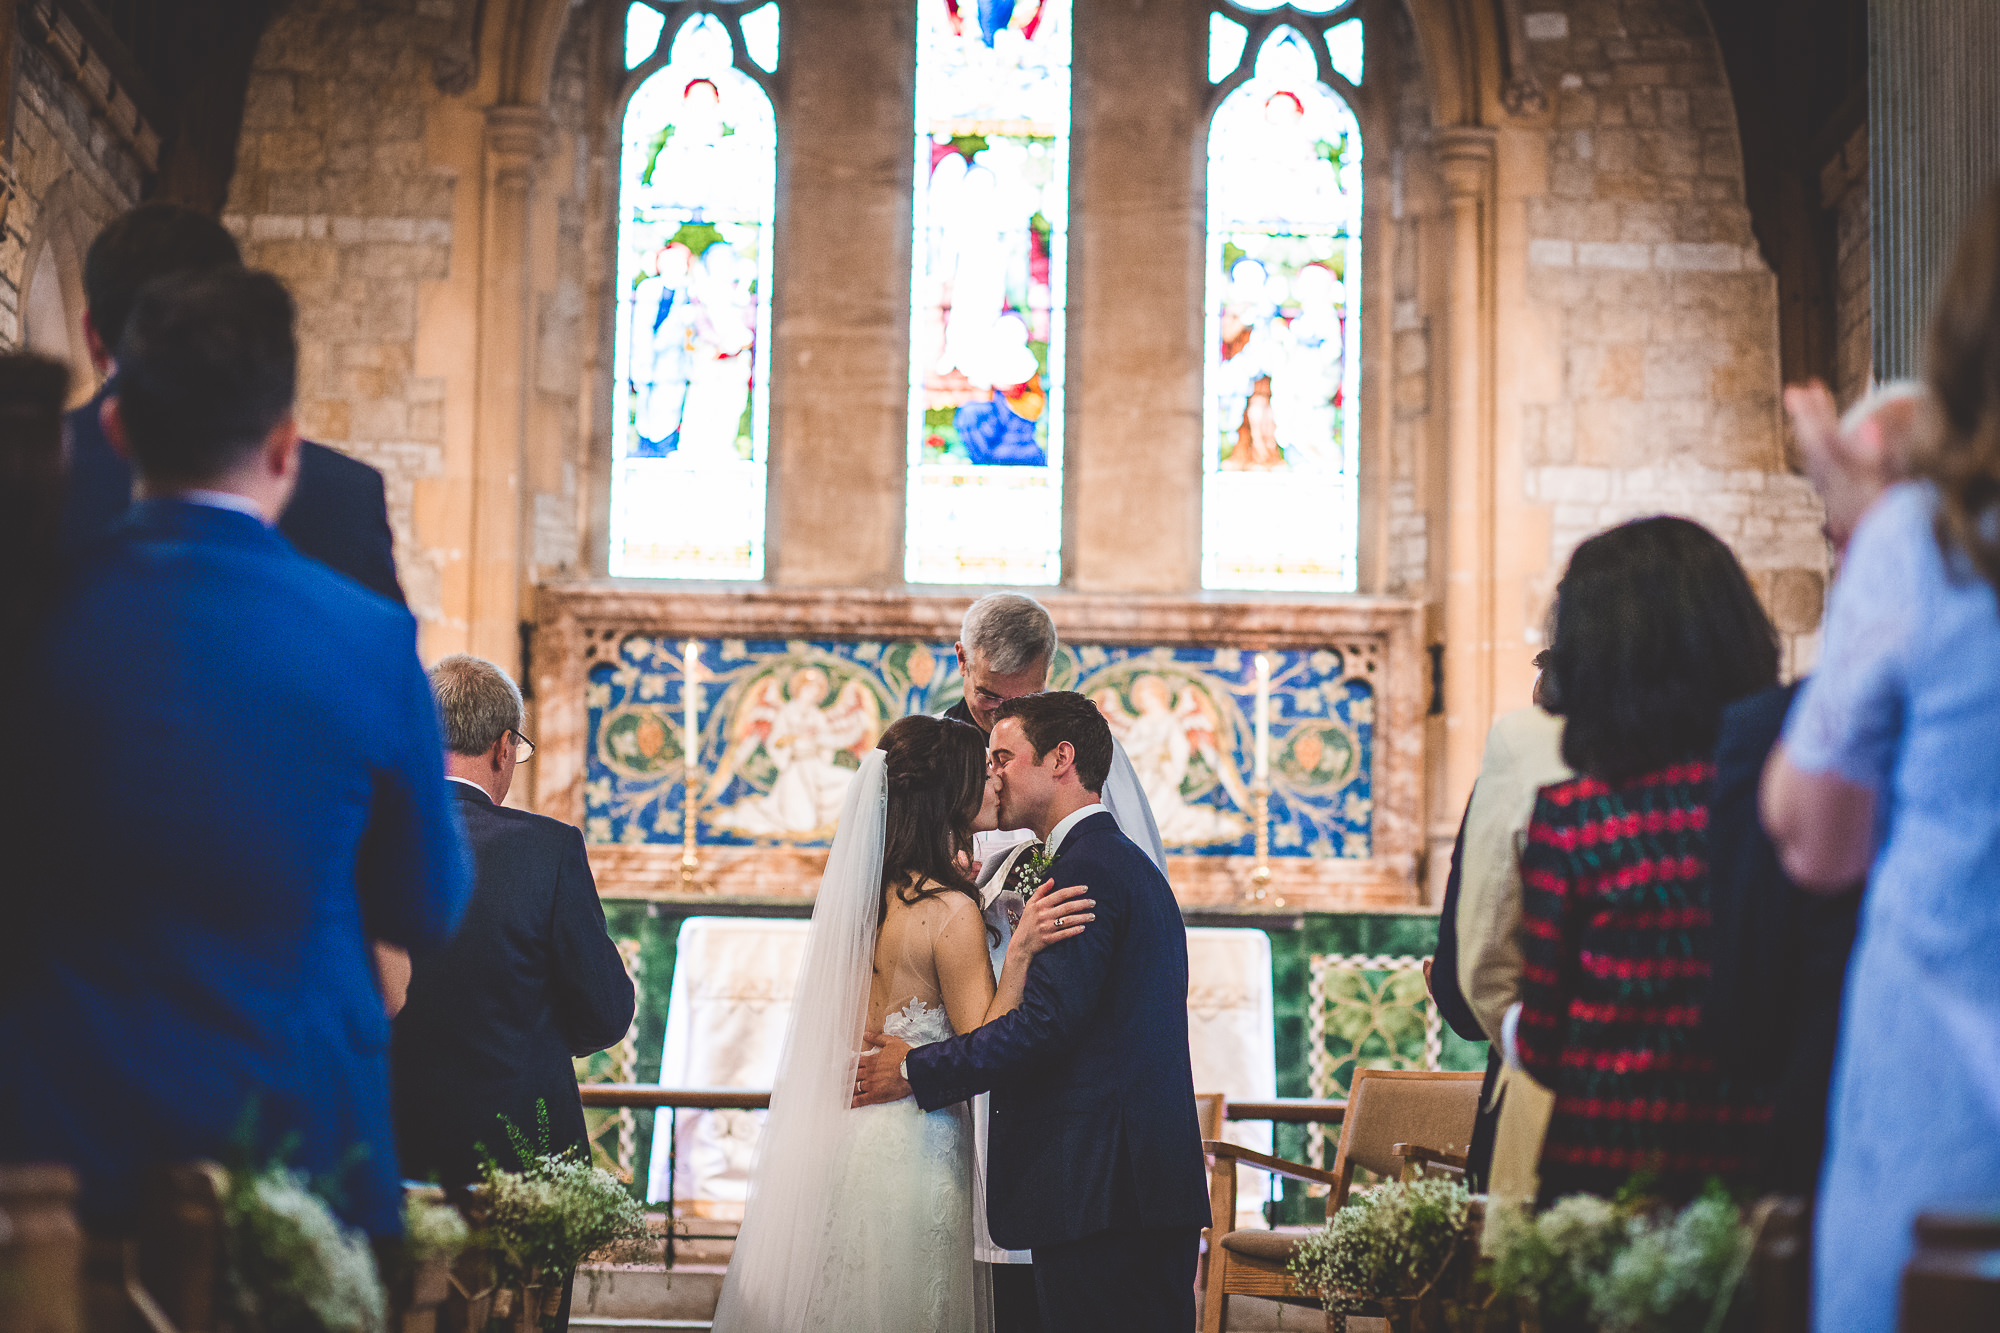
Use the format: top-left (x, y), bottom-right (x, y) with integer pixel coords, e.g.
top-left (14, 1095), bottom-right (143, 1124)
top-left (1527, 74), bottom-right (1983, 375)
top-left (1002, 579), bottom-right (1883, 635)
top-left (1254, 653), bottom-right (1271, 782)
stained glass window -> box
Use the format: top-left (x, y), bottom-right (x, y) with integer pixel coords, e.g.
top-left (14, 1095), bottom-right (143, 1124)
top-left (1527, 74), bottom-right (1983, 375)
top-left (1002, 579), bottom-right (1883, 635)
top-left (1203, 24), bottom-right (1363, 591)
top-left (905, 0), bottom-right (1072, 585)
top-left (610, 10), bottom-right (776, 579)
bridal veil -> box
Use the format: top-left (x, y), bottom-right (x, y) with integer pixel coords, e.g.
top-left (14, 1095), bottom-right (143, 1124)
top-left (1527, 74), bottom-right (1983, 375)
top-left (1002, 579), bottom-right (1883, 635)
top-left (710, 749), bottom-right (888, 1332)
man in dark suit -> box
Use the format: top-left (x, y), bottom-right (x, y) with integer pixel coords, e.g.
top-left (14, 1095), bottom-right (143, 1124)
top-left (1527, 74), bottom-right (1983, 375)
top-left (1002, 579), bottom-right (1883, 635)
top-left (59, 202), bottom-right (403, 602)
top-left (1705, 683), bottom-right (1860, 1195)
top-left (855, 692), bottom-right (1210, 1333)
top-left (0, 266), bottom-right (469, 1237)
top-left (392, 654), bottom-right (636, 1188)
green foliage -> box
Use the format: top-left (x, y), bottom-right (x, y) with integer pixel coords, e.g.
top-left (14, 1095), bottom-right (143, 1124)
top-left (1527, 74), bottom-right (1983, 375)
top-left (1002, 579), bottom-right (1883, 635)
top-left (1286, 1176), bottom-right (1473, 1315)
top-left (221, 1166), bottom-right (385, 1333)
top-left (1485, 1184), bottom-right (1753, 1333)
top-left (478, 1102), bottom-right (652, 1314)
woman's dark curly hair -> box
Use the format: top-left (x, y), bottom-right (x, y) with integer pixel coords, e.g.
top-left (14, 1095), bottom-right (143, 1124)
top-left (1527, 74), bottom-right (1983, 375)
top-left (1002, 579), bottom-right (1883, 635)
top-left (877, 713), bottom-right (988, 926)
top-left (1545, 516), bottom-right (1778, 784)
top-left (1922, 181), bottom-right (2000, 593)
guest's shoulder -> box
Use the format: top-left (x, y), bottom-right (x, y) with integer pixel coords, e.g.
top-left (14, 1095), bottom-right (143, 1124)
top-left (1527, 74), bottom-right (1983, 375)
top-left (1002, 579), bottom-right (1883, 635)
top-left (466, 797), bottom-right (586, 847)
top-left (1483, 706), bottom-right (1568, 782)
top-left (298, 439), bottom-right (388, 494)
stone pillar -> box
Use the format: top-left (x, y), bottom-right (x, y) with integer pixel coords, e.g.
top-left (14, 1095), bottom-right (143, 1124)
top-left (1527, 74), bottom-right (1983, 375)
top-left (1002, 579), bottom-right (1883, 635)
top-left (1436, 127), bottom-right (1495, 824)
top-left (1869, 0), bottom-right (2000, 377)
top-left (468, 105), bottom-right (545, 671)
top-left (765, 0), bottom-right (915, 588)
top-left (1065, 0), bottom-right (1206, 592)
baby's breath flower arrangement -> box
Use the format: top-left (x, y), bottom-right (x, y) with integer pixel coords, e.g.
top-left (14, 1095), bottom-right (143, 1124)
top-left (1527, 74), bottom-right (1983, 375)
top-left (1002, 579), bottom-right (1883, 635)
top-left (221, 1165), bottom-right (386, 1333)
top-left (1286, 1176), bottom-right (1474, 1317)
top-left (477, 1102), bottom-right (653, 1329)
top-left (1484, 1183), bottom-right (1753, 1333)
top-left (401, 1193), bottom-right (471, 1265)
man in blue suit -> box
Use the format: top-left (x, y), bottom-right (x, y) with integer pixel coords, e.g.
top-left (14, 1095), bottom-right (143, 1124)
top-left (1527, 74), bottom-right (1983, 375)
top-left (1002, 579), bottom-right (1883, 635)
top-left (855, 691), bottom-right (1210, 1332)
top-left (59, 202), bottom-right (404, 604)
top-left (0, 266), bottom-right (470, 1237)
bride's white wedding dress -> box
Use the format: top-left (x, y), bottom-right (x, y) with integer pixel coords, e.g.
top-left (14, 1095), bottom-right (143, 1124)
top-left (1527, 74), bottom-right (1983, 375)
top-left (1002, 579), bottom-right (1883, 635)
top-left (800, 997), bottom-right (981, 1328)
top-left (711, 751), bottom-right (989, 1333)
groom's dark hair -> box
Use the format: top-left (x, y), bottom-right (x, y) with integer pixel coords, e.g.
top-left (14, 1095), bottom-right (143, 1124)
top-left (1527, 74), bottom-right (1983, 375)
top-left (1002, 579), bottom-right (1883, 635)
top-left (995, 691), bottom-right (1112, 794)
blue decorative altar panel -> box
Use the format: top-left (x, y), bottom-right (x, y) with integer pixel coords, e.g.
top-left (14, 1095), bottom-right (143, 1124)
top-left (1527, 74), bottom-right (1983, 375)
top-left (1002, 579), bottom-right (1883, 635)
top-left (584, 636), bottom-right (1376, 859)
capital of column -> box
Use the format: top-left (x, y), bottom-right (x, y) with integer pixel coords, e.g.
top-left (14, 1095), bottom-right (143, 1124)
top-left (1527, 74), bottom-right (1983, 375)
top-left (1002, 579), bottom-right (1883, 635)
top-left (483, 104), bottom-right (550, 170)
top-left (1433, 127), bottom-right (1497, 201)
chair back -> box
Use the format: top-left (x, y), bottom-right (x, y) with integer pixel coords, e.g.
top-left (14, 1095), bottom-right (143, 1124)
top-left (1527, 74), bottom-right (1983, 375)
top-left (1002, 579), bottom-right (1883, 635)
top-left (0, 1164), bottom-right (83, 1333)
top-left (1195, 1092), bottom-right (1226, 1142)
top-left (1330, 1069), bottom-right (1482, 1207)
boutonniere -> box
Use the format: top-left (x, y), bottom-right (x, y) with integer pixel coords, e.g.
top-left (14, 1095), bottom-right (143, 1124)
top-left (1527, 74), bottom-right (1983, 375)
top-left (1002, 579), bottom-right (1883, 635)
top-left (1009, 845), bottom-right (1054, 900)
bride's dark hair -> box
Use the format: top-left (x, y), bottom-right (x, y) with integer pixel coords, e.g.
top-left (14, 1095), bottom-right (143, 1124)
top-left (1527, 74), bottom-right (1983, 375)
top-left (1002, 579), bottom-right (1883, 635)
top-left (877, 713), bottom-right (987, 925)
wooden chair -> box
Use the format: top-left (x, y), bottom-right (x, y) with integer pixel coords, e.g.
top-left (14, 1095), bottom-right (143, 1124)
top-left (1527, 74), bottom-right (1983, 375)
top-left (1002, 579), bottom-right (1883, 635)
top-left (1195, 1093), bottom-right (1226, 1143)
top-left (0, 1163), bottom-right (84, 1333)
top-left (1198, 1070), bottom-right (1483, 1333)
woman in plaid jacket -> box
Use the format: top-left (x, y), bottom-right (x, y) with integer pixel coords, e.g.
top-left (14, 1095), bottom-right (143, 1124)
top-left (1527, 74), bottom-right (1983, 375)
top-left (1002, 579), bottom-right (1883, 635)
top-left (1512, 516), bottom-right (1779, 1204)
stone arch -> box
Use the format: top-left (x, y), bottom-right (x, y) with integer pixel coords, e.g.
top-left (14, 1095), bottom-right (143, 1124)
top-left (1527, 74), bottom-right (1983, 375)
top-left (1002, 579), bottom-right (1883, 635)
top-left (20, 171), bottom-right (102, 408)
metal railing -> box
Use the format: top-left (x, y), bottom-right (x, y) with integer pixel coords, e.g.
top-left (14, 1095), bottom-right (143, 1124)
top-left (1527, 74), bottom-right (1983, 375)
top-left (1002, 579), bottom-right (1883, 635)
top-left (577, 1085), bottom-right (1345, 1259)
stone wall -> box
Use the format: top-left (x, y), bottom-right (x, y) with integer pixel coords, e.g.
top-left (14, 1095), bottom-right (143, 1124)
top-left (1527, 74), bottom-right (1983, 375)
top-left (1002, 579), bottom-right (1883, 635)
top-left (223, 0), bottom-right (600, 657)
top-left (1, 33), bottom-right (148, 385)
top-left (1507, 0), bottom-right (1828, 677)
top-left (222, 0), bottom-right (461, 625)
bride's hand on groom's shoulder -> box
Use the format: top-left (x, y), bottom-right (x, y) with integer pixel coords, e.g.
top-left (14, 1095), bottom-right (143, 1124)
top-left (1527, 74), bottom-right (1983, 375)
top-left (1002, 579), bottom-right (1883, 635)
top-left (1011, 883), bottom-right (1095, 959)
top-left (853, 1033), bottom-right (913, 1107)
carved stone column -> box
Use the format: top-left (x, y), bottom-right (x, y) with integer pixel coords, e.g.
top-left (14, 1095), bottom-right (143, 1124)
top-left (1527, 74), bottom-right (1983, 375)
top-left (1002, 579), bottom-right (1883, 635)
top-left (1435, 127), bottom-right (1496, 830)
top-left (470, 105), bottom-right (545, 671)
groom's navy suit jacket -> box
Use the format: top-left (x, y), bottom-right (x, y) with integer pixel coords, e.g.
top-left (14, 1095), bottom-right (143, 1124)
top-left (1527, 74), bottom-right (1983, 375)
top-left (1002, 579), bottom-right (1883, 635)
top-left (907, 811), bottom-right (1210, 1250)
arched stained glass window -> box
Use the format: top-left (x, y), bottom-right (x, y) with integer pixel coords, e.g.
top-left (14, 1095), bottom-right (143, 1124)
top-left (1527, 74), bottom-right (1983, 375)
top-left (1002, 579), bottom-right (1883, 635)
top-left (1203, 21), bottom-right (1363, 591)
top-left (905, 0), bottom-right (1072, 585)
top-left (610, 8), bottom-right (777, 579)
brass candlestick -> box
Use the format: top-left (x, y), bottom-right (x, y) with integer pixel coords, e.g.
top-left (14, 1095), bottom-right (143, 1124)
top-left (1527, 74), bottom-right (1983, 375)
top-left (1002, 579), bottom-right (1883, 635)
top-left (1247, 778), bottom-right (1272, 904)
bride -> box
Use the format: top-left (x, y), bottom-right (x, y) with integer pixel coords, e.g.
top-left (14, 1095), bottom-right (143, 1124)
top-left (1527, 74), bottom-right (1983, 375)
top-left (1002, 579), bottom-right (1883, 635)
top-left (711, 714), bottom-right (1090, 1332)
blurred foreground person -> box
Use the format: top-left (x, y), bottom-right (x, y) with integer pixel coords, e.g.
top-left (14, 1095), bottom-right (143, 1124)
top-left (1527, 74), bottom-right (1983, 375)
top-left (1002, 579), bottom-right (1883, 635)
top-left (0, 354), bottom-right (69, 665)
top-left (392, 655), bottom-right (635, 1188)
top-left (1764, 184), bottom-right (2000, 1333)
top-left (0, 267), bottom-right (468, 1237)
top-left (1698, 382), bottom-right (1921, 1199)
top-left (1514, 516), bottom-right (1778, 1205)
top-left (61, 202), bottom-right (403, 602)
top-left (0, 354), bottom-right (71, 981)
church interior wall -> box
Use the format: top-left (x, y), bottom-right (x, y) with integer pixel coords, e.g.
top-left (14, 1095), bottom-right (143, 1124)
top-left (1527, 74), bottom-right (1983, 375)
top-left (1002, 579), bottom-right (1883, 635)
top-left (2, 0), bottom-right (1844, 907)
top-left (221, 0), bottom-right (466, 635)
top-left (2, 27), bottom-right (148, 392)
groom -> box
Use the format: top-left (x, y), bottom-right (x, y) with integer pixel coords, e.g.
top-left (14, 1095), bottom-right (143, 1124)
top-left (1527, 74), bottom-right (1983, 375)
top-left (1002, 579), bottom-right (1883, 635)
top-left (856, 692), bottom-right (1210, 1331)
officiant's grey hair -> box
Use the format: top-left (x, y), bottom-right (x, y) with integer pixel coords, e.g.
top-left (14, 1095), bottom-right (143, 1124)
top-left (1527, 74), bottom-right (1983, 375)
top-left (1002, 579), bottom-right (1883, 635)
top-left (430, 654), bottom-right (524, 756)
top-left (960, 593), bottom-right (1058, 675)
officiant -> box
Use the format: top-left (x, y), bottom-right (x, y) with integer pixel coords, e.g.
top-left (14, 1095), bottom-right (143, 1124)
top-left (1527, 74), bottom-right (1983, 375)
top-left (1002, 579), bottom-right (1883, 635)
top-left (940, 593), bottom-right (1167, 1333)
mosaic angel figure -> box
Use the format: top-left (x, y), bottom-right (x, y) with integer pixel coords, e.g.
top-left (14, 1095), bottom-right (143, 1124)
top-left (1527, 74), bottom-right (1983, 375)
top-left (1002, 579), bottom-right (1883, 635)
top-left (1093, 674), bottom-right (1251, 845)
top-left (706, 667), bottom-right (884, 838)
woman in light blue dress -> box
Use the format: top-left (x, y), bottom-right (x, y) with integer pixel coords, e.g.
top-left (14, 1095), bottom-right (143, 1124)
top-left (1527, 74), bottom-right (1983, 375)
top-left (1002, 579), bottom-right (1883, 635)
top-left (1764, 186), bottom-right (2000, 1333)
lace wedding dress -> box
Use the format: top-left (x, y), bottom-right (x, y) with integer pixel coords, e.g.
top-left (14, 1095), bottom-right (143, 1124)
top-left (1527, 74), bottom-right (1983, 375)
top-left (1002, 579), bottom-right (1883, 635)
top-left (711, 752), bottom-right (989, 1333)
top-left (796, 997), bottom-right (982, 1329)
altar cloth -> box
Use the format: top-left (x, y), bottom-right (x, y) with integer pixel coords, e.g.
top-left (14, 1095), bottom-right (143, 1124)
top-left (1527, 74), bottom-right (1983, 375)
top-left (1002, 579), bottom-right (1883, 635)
top-left (648, 917), bottom-right (1277, 1228)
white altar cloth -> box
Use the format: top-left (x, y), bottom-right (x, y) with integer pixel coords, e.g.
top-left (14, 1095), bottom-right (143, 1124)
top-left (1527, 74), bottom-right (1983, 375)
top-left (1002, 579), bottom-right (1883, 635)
top-left (1186, 927), bottom-right (1277, 1227)
top-left (645, 917), bottom-right (811, 1215)
top-left (648, 917), bottom-right (1278, 1229)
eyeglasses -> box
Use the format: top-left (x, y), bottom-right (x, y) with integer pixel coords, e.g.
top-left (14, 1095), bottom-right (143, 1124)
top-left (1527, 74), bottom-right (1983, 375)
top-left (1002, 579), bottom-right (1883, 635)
top-left (508, 729), bottom-right (536, 763)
